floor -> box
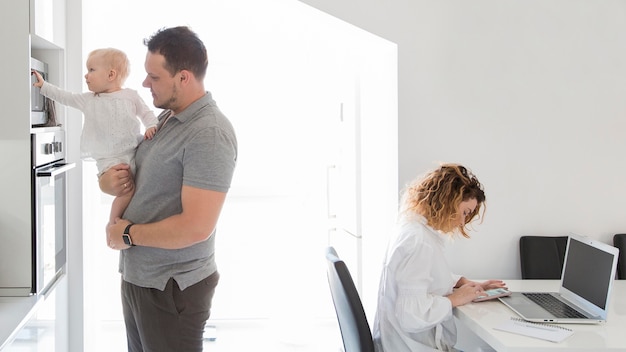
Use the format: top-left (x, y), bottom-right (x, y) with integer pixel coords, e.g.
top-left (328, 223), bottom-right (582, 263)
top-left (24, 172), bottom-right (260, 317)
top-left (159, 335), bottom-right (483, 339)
top-left (5, 314), bottom-right (495, 351)
top-left (97, 318), bottom-right (343, 352)
top-left (4, 318), bottom-right (342, 352)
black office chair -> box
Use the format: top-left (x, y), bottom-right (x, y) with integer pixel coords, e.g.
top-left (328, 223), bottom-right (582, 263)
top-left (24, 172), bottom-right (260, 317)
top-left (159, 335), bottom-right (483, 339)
top-left (325, 246), bottom-right (375, 352)
top-left (519, 235), bottom-right (568, 279)
top-left (614, 234), bottom-right (626, 280)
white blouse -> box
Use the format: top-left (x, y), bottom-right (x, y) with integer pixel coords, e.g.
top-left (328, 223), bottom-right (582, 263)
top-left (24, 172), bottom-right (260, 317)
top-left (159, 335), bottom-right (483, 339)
top-left (373, 215), bottom-right (461, 352)
top-left (41, 82), bottom-right (158, 173)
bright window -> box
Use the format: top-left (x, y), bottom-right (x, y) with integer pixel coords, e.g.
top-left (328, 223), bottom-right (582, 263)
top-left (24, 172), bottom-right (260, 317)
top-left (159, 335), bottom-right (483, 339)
top-left (81, 0), bottom-right (397, 349)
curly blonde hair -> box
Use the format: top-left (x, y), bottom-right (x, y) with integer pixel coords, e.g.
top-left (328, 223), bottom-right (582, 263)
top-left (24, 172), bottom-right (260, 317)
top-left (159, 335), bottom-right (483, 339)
top-left (402, 163), bottom-right (485, 238)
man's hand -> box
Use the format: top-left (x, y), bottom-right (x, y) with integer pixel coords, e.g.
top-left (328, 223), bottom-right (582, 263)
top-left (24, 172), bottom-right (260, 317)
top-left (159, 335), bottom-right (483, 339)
top-left (106, 217), bottom-right (132, 251)
top-left (99, 163), bottom-right (134, 197)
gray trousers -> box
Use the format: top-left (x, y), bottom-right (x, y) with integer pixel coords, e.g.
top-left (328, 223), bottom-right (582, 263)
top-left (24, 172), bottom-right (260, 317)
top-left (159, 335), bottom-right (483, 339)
top-left (122, 272), bottom-right (220, 352)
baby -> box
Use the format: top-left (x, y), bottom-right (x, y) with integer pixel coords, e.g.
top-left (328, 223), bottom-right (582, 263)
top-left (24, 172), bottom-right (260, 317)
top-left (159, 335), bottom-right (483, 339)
top-left (32, 48), bottom-right (158, 226)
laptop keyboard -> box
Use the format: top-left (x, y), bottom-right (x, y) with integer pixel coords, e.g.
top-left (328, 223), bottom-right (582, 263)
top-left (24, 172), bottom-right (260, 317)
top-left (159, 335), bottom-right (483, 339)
top-left (522, 293), bottom-right (587, 319)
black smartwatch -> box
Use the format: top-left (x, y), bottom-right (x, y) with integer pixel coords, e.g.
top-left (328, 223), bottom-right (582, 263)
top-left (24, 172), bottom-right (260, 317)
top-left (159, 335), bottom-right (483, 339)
top-left (122, 223), bottom-right (136, 246)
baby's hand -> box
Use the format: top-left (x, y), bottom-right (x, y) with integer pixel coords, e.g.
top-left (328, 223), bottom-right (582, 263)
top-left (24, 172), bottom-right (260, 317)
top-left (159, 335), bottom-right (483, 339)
top-left (144, 126), bottom-right (157, 140)
top-left (31, 70), bottom-right (45, 88)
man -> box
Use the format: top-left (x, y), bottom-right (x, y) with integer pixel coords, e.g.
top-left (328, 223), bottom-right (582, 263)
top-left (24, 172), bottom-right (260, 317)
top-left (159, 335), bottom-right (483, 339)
top-left (101, 26), bottom-right (237, 351)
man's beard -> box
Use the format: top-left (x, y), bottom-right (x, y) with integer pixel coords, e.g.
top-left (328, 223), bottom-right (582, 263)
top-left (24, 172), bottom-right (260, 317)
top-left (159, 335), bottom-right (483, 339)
top-left (156, 84), bottom-right (178, 110)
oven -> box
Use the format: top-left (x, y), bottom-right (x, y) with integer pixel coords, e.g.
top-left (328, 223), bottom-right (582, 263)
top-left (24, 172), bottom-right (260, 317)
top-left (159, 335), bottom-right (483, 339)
top-left (31, 130), bottom-right (75, 294)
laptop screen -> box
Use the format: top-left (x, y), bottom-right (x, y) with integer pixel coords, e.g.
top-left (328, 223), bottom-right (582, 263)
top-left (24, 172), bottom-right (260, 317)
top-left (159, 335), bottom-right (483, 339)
top-left (562, 237), bottom-right (615, 309)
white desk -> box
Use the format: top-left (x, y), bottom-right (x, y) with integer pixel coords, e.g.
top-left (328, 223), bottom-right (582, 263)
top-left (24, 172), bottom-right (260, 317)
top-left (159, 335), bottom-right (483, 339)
top-left (454, 280), bottom-right (626, 352)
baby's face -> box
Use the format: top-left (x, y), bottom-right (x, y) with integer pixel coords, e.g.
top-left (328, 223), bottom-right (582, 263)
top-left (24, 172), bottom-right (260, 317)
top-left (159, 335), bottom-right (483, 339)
top-left (85, 56), bottom-right (114, 94)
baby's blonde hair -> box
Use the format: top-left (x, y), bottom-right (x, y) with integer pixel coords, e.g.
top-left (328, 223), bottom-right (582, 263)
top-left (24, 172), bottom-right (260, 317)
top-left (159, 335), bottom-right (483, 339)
top-left (88, 48), bottom-right (130, 85)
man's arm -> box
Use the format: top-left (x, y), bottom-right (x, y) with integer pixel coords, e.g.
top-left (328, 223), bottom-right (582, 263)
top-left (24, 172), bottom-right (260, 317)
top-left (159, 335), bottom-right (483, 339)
top-left (107, 185), bottom-right (227, 250)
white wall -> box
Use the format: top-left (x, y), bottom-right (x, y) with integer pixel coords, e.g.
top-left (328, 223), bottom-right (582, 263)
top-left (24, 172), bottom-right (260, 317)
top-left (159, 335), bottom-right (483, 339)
top-left (300, 0), bottom-right (626, 280)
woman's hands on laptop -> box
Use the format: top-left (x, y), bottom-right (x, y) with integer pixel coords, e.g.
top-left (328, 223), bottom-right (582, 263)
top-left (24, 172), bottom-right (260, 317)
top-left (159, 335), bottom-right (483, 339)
top-left (480, 279), bottom-right (508, 291)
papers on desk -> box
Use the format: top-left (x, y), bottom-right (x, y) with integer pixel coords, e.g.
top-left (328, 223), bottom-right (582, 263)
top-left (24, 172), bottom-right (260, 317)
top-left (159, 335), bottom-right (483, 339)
top-left (494, 317), bottom-right (573, 343)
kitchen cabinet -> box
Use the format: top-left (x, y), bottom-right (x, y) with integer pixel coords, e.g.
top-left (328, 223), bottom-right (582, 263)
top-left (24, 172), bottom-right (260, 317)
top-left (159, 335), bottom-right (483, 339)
top-left (0, 0), bottom-right (66, 296)
top-left (29, 0), bottom-right (66, 48)
top-left (1, 276), bottom-right (68, 351)
top-left (0, 0), bottom-right (74, 350)
top-left (0, 297), bottom-right (41, 351)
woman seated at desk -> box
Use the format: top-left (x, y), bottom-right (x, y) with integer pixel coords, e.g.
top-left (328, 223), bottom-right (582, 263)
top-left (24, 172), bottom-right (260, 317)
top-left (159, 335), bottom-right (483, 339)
top-left (373, 163), bottom-right (506, 351)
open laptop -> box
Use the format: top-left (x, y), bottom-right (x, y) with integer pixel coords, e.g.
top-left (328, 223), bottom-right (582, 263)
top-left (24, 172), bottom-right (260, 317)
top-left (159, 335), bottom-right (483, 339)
top-left (498, 233), bottom-right (619, 324)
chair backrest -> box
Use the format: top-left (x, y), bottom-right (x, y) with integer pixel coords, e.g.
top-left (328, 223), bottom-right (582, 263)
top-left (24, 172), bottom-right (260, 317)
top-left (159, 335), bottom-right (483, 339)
top-left (325, 246), bottom-right (375, 352)
top-left (614, 234), bottom-right (626, 280)
top-left (519, 235), bottom-right (568, 279)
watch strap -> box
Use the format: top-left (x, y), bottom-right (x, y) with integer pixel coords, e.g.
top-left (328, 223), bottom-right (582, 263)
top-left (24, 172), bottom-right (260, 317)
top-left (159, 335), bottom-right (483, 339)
top-left (123, 223), bottom-right (135, 246)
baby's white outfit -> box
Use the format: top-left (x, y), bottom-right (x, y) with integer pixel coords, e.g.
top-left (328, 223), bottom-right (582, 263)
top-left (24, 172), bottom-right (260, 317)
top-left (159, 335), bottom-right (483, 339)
top-left (41, 82), bottom-right (158, 175)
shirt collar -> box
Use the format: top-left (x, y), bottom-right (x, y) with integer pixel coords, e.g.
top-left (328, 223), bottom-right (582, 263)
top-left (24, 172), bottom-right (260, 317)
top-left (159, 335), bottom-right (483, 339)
top-left (156, 91), bottom-right (215, 130)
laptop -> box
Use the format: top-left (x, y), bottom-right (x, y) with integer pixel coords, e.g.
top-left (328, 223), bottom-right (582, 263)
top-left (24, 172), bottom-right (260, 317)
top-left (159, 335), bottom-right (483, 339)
top-left (498, 233), bottom-right (619, 324)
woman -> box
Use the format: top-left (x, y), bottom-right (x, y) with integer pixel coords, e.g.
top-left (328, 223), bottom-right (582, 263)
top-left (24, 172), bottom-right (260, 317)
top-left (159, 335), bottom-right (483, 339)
top-left (373, 163), bottom-right (506, 351)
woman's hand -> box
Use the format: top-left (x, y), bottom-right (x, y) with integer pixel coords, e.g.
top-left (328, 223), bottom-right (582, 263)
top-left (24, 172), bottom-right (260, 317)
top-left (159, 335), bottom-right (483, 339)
top-left (99, 163), bottom-right (134, 197)
top-left (447, 282), bottom-right (485, 307)
top-left (480, 280), bottom-right (508, 291)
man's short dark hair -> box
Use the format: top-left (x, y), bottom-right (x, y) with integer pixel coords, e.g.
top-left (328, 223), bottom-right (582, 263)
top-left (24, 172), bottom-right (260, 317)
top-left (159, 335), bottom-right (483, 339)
top-left (144, 26), bottom-right (208, 80)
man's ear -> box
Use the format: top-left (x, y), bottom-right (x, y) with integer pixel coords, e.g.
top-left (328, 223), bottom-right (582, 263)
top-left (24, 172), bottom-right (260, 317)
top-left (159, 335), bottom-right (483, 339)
top-left (179, 70), bottom-right (190, 84)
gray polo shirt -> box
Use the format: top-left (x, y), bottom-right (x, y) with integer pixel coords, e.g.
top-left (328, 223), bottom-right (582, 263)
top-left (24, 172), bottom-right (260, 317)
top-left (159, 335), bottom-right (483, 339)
top-left (120, 92), bottom-right (237, 291)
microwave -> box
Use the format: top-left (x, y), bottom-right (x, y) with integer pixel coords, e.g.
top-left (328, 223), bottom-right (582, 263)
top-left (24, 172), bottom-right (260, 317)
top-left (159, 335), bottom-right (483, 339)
top-left (30, 57), bottom-right (50, 126)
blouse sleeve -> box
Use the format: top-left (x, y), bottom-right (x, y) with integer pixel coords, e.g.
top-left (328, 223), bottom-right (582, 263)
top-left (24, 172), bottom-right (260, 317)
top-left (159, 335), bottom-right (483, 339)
top-left (390, 238), bottom-right (455, 333)
top-left (40, 81), bottom-right (88, 112)
top-left (131, 90), bottom-right (158, 129)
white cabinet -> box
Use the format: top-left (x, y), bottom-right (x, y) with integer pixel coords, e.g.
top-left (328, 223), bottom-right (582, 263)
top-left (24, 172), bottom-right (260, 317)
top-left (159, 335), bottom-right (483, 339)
top-left (0, 0), bottom-right (66, 296)
top-left (30, 0), bottom-right (67, 130)
top-left (0, 0), bottom-right (70, 350)
top-left (1, 277), bottom-right (69, 352)
top-left (29, 0), bottom-right (66, 48)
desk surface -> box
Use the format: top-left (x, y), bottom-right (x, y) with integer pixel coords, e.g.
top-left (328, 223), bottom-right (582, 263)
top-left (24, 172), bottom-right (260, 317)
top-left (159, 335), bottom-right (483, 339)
top-left (454, 280), bottom-right (626, 352)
